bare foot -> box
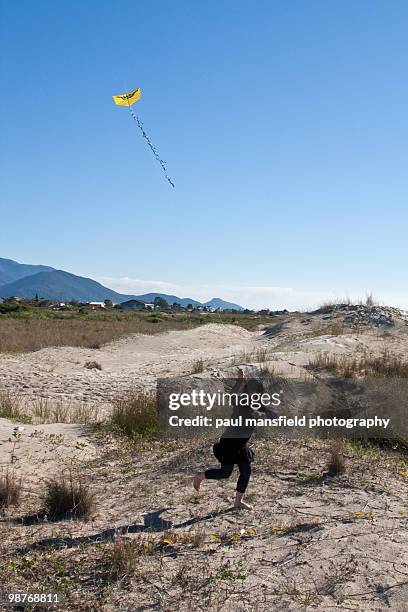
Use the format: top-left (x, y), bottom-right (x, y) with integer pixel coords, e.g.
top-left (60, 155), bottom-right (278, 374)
top-left (193, 472), bottom-right (204, 492)
top-left (234, 500), bottom-right (253, 510)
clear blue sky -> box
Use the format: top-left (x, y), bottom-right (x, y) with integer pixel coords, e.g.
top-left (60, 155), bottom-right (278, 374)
top-left (1, 0), bottom-right (407, 309)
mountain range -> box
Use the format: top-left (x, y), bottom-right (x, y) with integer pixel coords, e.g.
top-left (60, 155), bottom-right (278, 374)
top-left (0, 258), bottom-right (55, 285)
top-left (0, 258), bottom-right (243, 311)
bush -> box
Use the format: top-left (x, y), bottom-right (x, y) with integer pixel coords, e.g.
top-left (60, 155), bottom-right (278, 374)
top-left (327, 444), bottom-right (346, 476)
top-left (44, 471), bottom-right (95, 520)
top-left (111, 390), bottom-right (158, 438)
top-left (0, 302), bottom-right (27, 315)
top-left (148, 315), bottom-right (162, 323)
top-left (108, 537), bottom-right (155, 579)
top-left (192, 358), bottom-right (204, 373)
top-left (84, 360), bottom-right (102, 370)
top-left (0, 470), bottom-right (22, 507)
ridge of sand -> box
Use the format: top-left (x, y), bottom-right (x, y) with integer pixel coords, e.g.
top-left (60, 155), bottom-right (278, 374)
top-left (0, 324), bottom-right (255, 403)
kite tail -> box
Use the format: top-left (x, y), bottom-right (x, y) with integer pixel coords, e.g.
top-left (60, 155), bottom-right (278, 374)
top-left (128, 107), bottom-right (175, 188)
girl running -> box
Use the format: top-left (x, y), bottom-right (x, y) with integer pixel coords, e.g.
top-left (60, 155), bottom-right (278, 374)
top-left (193, 369), bottom-right (273, 510)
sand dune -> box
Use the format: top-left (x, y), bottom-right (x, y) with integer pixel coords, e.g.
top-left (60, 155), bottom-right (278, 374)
top-left (0, 312), bottom-right (407, 610)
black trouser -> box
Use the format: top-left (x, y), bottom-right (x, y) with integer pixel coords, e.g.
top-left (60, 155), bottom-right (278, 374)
top-left (205, 462), bottom-right (252, 494)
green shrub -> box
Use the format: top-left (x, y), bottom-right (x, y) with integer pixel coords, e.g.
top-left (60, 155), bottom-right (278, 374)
top-left (0, 302), bottom-right (27, 315)
top-left (192, 358), bottom-right (204, 373)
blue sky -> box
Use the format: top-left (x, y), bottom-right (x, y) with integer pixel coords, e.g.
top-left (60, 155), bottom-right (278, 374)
top-left (1, 0), bottom-right (408, 309)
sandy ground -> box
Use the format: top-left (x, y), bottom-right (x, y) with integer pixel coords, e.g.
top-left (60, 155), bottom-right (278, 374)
top-left (1, 316), bottom-right (407, 404)
top-left (0, 315), bottom-right (407, 610)
top-left (0, 324), bottom-right (254, 403)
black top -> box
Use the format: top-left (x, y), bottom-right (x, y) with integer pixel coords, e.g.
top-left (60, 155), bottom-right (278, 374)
top-left (216, 378), bottom-right (276, 463)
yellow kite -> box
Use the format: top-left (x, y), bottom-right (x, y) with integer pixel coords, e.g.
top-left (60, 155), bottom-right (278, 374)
top-left (112, 86), bottom-right (174, 187)
top-left (112, 88), bottom-right (142, 107)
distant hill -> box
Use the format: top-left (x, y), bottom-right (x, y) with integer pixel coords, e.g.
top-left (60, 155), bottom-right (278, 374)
top-left (202, 297), bottom-right (244, 311)
top-left (0, 259), bottom-right (244, 310)
top-left (131, 293), bottom-right (202, 308)
top-left (0, 270), bottom-right (135, 303)
top-left (0, 258), bottom-right (55, 286)
top-left (128, 294), bottom-right (242, 310)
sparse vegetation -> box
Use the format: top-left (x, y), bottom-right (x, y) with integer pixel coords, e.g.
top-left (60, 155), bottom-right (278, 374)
top-left (192, 358), bottom-right (204, 373)
top-left (0, 312), bottom-right (274, 353)
top-left (107, 529), bottom-right (208, 580)
top-left (111, 390), bottom-right (158, 438)
top-left (31, 398), bottom-right (100, 424)
top-left (327, 443), bottom-right (346, 476)
top-left (235, 346), bottom-right (272, 364)
top-left (0, 392), bottom-right (100, 424)
top-left (365, 292), bottom-right (376, 307)
top-left (84, 360), bottom-right (102, 370)
top-left (210, 561), bottom-right (246, 581)
top-left (43, 471), bottom-right (95, 520)
top-left (253, 347), bottom-right (270, 362)
top-left (0, 390), bottom-right (32, 422)
top-left (310, 349), bottom-right (408, 378)
top-left (0, 304), bottom-right (407, 610)
top-left (0, 433), bottom-right (406, 609)
top-left (108, 537), bottom-right (155, 579)
top-left (316, 295), bottom-right (378, 313)
top-left (0, 469), bottom-right (22, 507)
top-left (308, 321), bottom-right (346, 337)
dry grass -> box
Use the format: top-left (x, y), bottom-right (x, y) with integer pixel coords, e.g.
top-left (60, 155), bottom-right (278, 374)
top-left (0, 316), bottom-right (202, 353)
top-left (108, 529), bottom-right (207, 580)
top-left (192, 358), bottom-right (204, 373)
top-left (0, 469), bottom-right (22, 507)
top-left (308, 321), bottom-right (347, 337)
top-left (316, 294), bottom-right (378, 312)
top-left (43, 471), bottom-right (95, 520)
top-left (235, 347), bottom-right (272, 364)
top-left (111, 390), bottom-right (158, 438)
top-left (31, 398), bottom-right (101, 424)
top-left (310, 349), bottom-right (408, 379)
top-left (0, 313), bottom-right (274, 354)
top-left (0, 390), bottom-right (32, 422)
top-left (109, 537), bottom-right (157, 579)
top-left (253, 347), bottom-right (270, 362)
top-left (0, 391), bottom-right (101, 424)
top-left (259, 362), bottom-right (278, 376)
top-left (32, 398), bottom-right (69, 422)
top-left (84, 360), bottom-right (102, 370)
top-left (327, 443), bottom-right (346, 476)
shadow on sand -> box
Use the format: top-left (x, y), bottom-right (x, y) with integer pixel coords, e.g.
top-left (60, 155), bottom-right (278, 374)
top-left (10, 506), bottom-right (236, 552)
